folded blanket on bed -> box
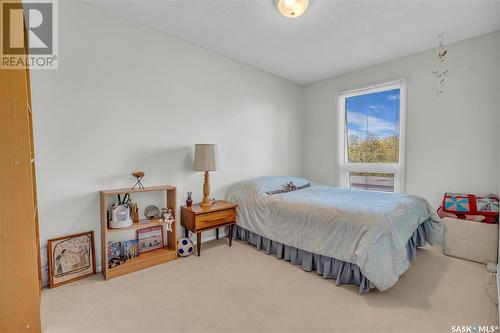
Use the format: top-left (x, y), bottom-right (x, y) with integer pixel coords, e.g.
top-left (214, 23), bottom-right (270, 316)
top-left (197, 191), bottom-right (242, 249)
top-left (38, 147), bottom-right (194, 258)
top-left (227, 176), bottom-right (441, 292)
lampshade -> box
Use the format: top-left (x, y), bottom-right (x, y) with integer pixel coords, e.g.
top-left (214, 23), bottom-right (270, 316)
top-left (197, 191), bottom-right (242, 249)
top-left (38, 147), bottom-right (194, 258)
top-left (275, 0), bottom-right (310, 18)
top-left (194, 144), bottom-right (219, 171)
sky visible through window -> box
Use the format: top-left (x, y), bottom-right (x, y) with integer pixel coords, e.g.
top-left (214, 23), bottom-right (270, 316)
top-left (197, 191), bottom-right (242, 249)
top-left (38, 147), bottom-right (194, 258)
top-left (346, 88), bottom-right (400, 140)
top-left (345, 88), bottom-right (401, 164)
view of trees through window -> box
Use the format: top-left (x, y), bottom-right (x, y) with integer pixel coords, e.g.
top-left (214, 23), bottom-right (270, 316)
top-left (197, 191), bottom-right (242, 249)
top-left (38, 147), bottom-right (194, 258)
top-left (346, 88), bottom-right (400, 163)
top-left (344, 88), bottom-right (401, 192)
top-left (348, 134), bottom-right (399, 163)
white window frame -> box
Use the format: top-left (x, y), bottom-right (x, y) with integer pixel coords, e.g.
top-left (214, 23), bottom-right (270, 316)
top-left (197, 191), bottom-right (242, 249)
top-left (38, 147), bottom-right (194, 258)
top-left (337, 79), bottom-right (407, 192)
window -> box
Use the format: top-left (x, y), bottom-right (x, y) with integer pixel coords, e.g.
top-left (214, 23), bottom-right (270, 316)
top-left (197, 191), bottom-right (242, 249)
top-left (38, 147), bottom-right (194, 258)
top-left (338, 80), bottom-right (406, 192)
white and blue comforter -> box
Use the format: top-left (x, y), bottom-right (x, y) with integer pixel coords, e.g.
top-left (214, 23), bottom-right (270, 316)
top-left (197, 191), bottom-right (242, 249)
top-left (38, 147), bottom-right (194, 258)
top-left (226, 176), bottom-right (441, 291)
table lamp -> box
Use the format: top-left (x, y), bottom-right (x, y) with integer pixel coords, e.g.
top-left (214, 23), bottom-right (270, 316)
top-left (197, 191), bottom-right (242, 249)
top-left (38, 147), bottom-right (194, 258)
top-left (194, 144), bottom-right (219, 208)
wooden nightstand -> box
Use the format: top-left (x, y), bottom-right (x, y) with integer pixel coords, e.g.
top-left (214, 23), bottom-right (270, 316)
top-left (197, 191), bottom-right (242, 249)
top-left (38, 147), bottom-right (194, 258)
top-left (181, 200), bottom-right (237, 256)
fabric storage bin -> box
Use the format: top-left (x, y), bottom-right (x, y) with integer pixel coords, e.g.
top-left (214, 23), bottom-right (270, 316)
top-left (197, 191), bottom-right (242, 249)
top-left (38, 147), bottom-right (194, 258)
top-left (442, 217), bottom-right (498, 264)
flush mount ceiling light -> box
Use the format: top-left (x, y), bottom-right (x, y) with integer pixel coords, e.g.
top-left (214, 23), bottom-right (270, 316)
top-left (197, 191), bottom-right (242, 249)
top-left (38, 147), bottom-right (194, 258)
top-left (275, 0), bottom-right (311, 18)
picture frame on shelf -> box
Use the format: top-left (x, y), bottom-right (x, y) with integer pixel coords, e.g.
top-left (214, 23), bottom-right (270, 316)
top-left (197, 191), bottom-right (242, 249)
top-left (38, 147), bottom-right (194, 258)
top-left (137, 225), bottom-right (163, 254)
top-left (47, 231), bottom-right (96, 288)
top-left (107, 241), bottom-right (124, 268)
top-left (123, 239), bottom-right (139, 259)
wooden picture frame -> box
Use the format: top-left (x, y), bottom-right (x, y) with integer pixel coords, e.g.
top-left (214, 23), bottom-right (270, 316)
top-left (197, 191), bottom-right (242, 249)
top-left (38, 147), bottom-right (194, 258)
top-left (137, 225), bottom-right (164, 254)
top-left (48, 231), bottom-right (96, 288)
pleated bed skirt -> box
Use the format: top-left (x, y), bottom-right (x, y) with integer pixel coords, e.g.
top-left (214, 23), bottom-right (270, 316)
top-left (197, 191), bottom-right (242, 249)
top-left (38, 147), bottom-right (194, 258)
top-left (232, 221), bottom-right (431, 294)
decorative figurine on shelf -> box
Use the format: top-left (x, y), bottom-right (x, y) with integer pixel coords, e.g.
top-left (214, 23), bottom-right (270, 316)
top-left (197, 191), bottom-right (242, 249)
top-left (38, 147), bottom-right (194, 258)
top-left (161, 208), bottom-right (174, 232)
top-left (131, 171), bottom-right (145, 190)
top-left (186, 192), bottom-right (193, 207)
top-left (164, 208), bottom-right (175, 221)
top-left (177, 237), bottom-right (194, 257)
top-left (129, 201), bottom-right (139, 223)
top-left (144, 205), bottom-right (160, 220)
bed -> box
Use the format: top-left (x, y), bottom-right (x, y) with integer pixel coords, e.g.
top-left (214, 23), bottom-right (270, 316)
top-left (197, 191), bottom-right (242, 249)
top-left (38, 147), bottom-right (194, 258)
top-left (226, 176), bottom-right (441, 294)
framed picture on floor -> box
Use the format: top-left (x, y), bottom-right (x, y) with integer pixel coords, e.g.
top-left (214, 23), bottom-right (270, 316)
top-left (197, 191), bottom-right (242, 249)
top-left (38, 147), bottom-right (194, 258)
top-left (137, 225), bottom-right (163, 253)
top-left (48, 231), bottom-right (96, 288)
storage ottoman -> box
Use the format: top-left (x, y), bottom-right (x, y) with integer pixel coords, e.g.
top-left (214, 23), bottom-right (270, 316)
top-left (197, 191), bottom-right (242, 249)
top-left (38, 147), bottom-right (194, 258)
top-left (442, 217), bottom-right (498, 264)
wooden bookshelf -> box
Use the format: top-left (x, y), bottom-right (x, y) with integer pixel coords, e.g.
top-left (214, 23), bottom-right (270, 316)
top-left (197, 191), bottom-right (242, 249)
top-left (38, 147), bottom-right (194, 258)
top-left (100, 185), bottom-right (177, 280)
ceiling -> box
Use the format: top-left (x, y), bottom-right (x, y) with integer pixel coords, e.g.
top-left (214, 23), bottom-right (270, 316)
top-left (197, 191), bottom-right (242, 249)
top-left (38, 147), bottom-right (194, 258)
top-left (90, 1), bottom-right (500, 84)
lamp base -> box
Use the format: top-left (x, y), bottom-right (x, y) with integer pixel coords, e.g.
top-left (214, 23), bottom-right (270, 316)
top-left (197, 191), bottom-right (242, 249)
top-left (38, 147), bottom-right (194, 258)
top-left (200, 171), bottom-right (212, 208)
top-left (200, 201), bottom-right (213, 208)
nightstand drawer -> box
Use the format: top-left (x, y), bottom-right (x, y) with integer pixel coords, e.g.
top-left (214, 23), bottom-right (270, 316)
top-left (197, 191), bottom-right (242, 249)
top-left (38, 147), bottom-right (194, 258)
top-left (196, 209), bottom-right (236, 230)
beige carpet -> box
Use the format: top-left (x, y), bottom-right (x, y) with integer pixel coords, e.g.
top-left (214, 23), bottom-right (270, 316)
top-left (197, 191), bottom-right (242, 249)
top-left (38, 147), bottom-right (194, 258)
top-left (42, 239), bottom-right (499, 333)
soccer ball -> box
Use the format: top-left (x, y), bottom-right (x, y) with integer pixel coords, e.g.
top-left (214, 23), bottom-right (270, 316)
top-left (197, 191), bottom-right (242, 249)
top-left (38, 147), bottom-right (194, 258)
top-left (177, 237), bottom-right (194, 257)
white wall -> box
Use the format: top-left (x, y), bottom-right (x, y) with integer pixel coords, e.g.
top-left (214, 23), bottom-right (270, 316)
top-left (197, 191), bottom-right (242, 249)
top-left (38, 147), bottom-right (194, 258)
top-left (31, 2), bottom-right (303, 269)
top-left (303, 31), bottom-right (500, 207)
top-left (31, 2), bottom-right (500, 272)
